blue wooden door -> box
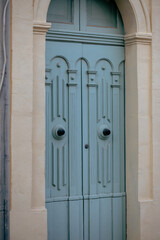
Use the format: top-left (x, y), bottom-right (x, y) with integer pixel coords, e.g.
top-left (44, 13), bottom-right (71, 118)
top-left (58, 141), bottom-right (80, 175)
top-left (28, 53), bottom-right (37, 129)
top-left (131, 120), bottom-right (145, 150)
top-left (45, 41), bottom-right (125, 240)
top-left (46, 42), bottom-right (83, 240)
top-left (82, 44), bottom-right (125, 240)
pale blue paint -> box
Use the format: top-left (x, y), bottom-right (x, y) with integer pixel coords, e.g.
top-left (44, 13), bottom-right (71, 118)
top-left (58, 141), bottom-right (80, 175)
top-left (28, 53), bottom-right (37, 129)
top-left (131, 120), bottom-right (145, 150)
top-left (45, 0), bottom-right (125, 239)
top-left (47, 0), bottom-right (124, 34)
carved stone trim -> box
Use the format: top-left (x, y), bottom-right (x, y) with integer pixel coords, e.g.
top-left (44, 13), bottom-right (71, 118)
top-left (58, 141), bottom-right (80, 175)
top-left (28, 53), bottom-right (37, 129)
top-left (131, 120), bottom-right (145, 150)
top-left (124, 33), bottom-right (152, 46)
top-left (33, 21), bottom-right (51, 35)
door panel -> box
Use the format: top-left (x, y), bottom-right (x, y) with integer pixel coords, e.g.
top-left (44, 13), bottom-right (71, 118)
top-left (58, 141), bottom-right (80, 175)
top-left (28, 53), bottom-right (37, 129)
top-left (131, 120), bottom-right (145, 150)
top-left (45, 42), bottom-right (83, 240)
top-left (82, 44), bottom-right (125, 240)
top-left (45, 41), bottom-right (125, 240)
top-left (84, 198), bottom-right (112, 240)
top-left (47, 0), bottom-right (80, 31)
top-left (82, 44), bottom-right (113, 196)
top-left (47, 0), bottom-right (124, 35)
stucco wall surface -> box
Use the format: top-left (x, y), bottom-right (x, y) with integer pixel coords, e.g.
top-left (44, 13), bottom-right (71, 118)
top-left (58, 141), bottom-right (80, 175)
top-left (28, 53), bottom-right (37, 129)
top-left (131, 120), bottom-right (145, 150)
top-left (10, 0), bottom-right (160, 239)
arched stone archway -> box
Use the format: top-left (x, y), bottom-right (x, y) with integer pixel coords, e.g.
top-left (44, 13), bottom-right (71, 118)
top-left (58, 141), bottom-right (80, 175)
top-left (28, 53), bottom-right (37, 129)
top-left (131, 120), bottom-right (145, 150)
top-left (10, 0), bottom-right (153, 239)
top-left (32, 1), bottom-right (152, 239)
top-left (33, 0), bottom-right (150, 33)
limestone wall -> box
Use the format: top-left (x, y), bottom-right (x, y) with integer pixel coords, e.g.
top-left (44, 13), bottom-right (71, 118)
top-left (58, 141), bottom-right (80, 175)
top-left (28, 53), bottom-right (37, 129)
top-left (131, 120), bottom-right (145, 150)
top-left (10, 0), bottom-right (160, 239)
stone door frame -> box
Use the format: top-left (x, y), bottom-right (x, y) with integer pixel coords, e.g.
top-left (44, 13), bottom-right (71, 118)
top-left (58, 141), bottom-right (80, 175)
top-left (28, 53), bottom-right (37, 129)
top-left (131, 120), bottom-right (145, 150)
top-left (10, 0), bottom-right (152, 239)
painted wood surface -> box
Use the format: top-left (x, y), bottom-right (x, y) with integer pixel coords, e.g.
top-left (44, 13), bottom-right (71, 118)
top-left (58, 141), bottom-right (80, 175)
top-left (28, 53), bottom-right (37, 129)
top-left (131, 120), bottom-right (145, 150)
top-left (47, 0), bottom-right (124, 34)
top-left (45, 41), bottom-right (125, 240)
top-left (46, 0), bottom-right (125, 239)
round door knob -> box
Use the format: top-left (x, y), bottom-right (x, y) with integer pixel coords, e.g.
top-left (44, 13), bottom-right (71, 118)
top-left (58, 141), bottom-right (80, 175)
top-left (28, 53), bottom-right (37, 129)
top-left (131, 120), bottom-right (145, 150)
top-left (52, 125), bottom-right (66, 140)
top-left (98, 125), bottom-right (111, 140)
top-left (103, 128), bottom-right (111, 136)
top-left (57, 128), bottom-right (65, 137)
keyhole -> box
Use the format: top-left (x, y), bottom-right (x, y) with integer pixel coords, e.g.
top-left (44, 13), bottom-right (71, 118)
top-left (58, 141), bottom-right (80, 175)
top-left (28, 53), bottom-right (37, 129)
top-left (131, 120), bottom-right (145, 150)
top-left (85, 144), bottom-right (89, 149)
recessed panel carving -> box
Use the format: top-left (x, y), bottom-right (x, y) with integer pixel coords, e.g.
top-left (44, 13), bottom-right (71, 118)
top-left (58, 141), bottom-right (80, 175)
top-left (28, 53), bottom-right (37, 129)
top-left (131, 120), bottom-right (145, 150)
top-left (86, 0), bottom-right (117, 28)
top-left (45, 41), bottom-right (125, 240)
top-left (47, 0), bottom-right (73, 24)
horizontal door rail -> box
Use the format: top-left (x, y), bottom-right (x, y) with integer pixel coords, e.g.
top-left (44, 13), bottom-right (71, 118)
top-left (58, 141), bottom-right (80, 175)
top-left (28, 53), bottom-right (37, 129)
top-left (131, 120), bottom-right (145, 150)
top-left (46, 192), bottom-right (126, 203)
top-left (46, 30), bottom-right (124, 46)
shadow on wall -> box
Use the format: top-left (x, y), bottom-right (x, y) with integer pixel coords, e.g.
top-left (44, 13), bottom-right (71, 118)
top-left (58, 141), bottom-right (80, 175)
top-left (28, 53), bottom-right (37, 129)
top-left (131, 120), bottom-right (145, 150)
top-left (0, 0), bottom-right (10, 239)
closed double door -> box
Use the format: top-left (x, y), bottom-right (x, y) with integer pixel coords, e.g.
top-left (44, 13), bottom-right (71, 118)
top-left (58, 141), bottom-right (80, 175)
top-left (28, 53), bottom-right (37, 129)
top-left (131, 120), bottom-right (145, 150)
top-left (45, 41), bottom-right (125, 240)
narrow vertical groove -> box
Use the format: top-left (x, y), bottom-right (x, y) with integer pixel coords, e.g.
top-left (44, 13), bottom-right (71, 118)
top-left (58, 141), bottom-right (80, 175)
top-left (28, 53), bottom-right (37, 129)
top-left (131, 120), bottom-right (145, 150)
top-left (96, 85), bottom-right (99, 123)
top-left (106, 82), bottom-right (108, 121)
top-left (89, 90), bottom-right (97, 193)
top-left (52, 144), bottom-right (56, 187)
top-left (57, 75), bottom-right (60, 117)
top-left (68, 201), bottom-right (71, 240)
top-left (69, 91), bottom-right (77, 196)
top-left (107, 82), bottom-right (110, 122)
top-left (108, 81), bottom-right (111, 122)
top-left (102, 148), bottom-right (105, 187)
top-left (107, 144), bottom-right (111, 183)
top-left (102, 78), bottom-right (106, 118)
top-left (99, 199), bottom-right (101, 240)
top-left (81, 62), bottom-right (85, 240)
top-left (51, 81), bottom-right (54, 121)
top-left (57, 148), bottom-right (61, 190)
top-left (103, 148), bottom-right (107, 187)
top-left (46, 91), bottom-right (50, 188)
top-left (88, 200), bottom-right (91, 240)
top-left (97, 144), bottom-right (101, 183)
top-left (72, 92), bottom-right (76, 187)
top-left (63, 79), bottom-right (66, 121)
top-left (98, 78), bottom-right (101, 121)
top-left (67, 72), bottom-right (70, 240)
top-left (88, 75), bottom-right (92, 240)
top-left (63, 145), bottom-right (67, 186)
top-left (112, 84), bottom-right (120, 193)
